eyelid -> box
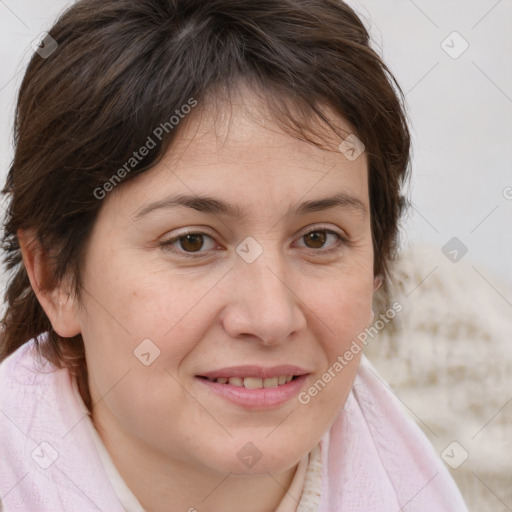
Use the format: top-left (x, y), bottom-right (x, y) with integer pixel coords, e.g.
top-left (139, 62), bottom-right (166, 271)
top-left (295, 223), bottom-right (347, 240)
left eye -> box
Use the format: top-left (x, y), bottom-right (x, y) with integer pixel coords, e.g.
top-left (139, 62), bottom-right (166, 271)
top-left (161, 233), bottom-right (217, 254)
top-left (295, 229), bottom-right (343, 251)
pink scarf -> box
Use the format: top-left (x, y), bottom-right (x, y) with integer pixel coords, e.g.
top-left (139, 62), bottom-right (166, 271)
top-left (0, 338), bottom-right (468, 511)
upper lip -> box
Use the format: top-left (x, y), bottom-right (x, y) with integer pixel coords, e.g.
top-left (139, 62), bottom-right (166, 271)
top-left (198, 365), bottom-right (309, 379)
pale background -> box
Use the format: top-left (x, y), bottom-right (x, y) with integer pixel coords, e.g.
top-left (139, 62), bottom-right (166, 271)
top-left (0, 0), bottom-right (511, 510)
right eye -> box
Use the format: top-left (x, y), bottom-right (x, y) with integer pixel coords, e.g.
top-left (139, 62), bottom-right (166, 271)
top-left (160, 231), bottom-right (219, 257)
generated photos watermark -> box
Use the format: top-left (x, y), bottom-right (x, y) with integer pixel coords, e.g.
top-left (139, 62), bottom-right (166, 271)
top-left (93, 98), bottom-right (198, 200)
top-left (298, 301), bottom-right (403, 405)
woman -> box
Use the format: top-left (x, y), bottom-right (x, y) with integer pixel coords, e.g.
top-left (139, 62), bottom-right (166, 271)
top-left (0, 1), bottom-right (469, 511)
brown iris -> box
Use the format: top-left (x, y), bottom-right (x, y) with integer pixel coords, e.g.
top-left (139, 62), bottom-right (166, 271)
top-left (303, 230), bottom-right (327, 249)
top-left (179, 234), bottom-right (204, 252)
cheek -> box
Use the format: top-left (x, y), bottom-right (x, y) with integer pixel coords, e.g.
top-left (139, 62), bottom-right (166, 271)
top-left (301, 269), bottom-right (373, 411)
top-left (296, 277), bottom-right (371, 425)
top-left (308, 269), bottom-right (373, 339)
top-left (79, 256), bottom-right (227, 411)
top-left (83, 243), bottom-right (213, 336)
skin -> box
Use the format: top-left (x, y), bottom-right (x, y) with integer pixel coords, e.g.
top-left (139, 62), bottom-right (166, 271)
top-left (20, 88), bottom-right (380, 512)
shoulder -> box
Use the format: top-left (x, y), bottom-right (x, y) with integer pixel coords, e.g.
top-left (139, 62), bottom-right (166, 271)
top-left (0, 334), bottom-right (62, 406)
top-left (0, 334), bottom-right (70, 448)
top-left (319, 356), bottom-right (469, 511)
top-left (0, 336), bottom-right (124, 511)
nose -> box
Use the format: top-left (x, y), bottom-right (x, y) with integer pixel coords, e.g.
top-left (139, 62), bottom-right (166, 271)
top-left (221, 250), bottom-right (307, 345)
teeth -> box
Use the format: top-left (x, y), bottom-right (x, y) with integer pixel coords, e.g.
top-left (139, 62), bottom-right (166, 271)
top-left (243, 377), bottom-right (263, 389)
top-left (213, 376), bottom-right (295, 388)
top-left (263, 377), bottom-right (278, 388)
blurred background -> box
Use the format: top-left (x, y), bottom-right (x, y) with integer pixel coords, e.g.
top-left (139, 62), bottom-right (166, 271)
top-left (0, 0), bottom-right (511, 509)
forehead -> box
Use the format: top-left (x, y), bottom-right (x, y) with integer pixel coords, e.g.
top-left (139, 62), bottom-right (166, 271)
top-left (109, 88), bottom-right (369, 219)
top-left (175, 86), bottom-right (361, 164)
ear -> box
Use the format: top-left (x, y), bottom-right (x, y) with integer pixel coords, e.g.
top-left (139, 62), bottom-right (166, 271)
top-left (368, 275), bottom-right (383, 324)
top-left (17, 228), bottom-right (81, 338)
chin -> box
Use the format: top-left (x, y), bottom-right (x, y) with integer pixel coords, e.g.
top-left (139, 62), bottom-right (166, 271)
top-left (202, 438), bottom-right (308, 476)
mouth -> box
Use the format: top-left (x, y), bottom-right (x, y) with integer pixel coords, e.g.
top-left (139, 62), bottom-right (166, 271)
top-left (197, 374), bottom-right (299, 388)
top-left (195, 365), bottom-right (309, 409)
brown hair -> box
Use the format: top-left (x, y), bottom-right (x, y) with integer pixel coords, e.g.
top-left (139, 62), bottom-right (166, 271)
top-left (0, 0), bottom-right (410, 400)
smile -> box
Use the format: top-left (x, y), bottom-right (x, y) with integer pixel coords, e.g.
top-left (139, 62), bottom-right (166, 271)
top-left (195, 367), bottom-right (309, 409)
top-left (202, 375), bottom-right (296, 388)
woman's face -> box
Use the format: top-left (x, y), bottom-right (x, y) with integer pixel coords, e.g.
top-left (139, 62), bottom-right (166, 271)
top-left (77, 91), bottom-right (375, 476)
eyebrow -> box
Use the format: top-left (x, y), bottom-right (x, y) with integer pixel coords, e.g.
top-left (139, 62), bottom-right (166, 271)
top-left (133, 192), bottom-right (368, 220)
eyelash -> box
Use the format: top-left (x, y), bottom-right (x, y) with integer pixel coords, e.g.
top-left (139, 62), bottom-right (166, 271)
top-left (159, 226), bottom-right (350, 259)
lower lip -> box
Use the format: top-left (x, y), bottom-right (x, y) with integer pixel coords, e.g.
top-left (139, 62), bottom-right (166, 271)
top-left (196, 375), bottom-right (308, 409)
